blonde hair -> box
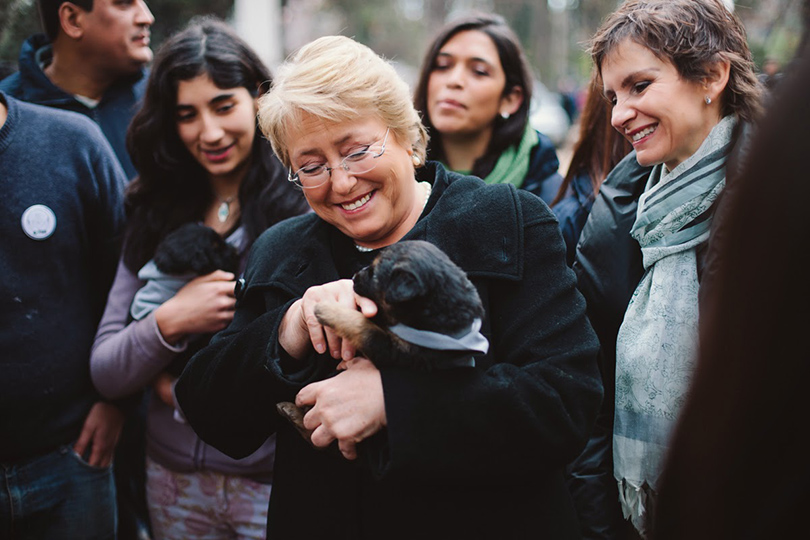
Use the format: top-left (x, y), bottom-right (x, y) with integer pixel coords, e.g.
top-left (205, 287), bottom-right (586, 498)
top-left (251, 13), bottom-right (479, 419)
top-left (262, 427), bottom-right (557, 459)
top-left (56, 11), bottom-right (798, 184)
top-left (258, 35), bottom-right (428, 168)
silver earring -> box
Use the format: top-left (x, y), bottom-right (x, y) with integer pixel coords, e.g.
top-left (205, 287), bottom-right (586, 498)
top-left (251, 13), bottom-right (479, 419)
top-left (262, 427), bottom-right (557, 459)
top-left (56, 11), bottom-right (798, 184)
top-left (500, 112), bottom-right (510, 120)
top-left (705, 95), bottom-right (712, 105)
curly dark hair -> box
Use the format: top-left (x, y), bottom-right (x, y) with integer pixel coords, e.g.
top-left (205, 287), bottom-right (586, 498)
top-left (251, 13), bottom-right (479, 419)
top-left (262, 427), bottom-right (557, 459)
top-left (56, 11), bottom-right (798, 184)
top-left (124, 17), bottom-right (308, 272)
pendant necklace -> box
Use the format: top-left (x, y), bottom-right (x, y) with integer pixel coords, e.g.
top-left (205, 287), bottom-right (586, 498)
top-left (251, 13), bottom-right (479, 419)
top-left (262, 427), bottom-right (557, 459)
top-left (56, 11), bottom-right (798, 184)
top-left (216, 195), bottom-right (235, 223)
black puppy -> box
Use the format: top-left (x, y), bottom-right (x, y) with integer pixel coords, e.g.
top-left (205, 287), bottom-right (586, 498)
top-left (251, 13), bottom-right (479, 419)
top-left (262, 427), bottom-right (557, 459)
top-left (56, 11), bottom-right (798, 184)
top-left (153, 223), bottom-right (239, 276)
top-left (150, 223), bottom-right (239, 376)
top-left (276, 240), bottom-right (488, 443)
top-left (318, 240), bottom-right (486, 370)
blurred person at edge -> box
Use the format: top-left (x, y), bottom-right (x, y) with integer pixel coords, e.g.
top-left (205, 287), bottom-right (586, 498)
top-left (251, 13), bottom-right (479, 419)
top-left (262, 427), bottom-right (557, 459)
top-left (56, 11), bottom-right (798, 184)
top-left (175, 34), bottom-right (602, 539)
top-left (0, 90), bottom-right (126, 539)
top-left (570, 0), bottom-right (763, 537)
top-left (413, 12), bottom-right (565, 207)
top-left (0, 0), bottom-right (154, 181)
top-left (89, 18), bottom-right (308, 540)
top-left (549, 70), bottom-right (634, 265)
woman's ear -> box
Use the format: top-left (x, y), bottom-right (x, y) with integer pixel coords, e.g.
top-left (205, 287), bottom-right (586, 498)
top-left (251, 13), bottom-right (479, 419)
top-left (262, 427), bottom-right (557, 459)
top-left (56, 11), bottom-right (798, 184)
top-left (499, 85), bottom-right (524, 117)
top-left (704, 58), bottom-right (731, 103)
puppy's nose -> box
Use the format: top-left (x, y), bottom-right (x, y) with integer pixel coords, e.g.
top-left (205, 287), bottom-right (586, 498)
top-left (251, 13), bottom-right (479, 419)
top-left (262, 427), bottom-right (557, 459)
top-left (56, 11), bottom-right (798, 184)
top-left (352, 267), bottom-right (375, 298)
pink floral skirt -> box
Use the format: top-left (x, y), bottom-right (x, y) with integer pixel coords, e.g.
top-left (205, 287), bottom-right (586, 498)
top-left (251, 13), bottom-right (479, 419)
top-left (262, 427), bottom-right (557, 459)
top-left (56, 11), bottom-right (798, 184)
top-left (146, 457), bottom-right (271, 539)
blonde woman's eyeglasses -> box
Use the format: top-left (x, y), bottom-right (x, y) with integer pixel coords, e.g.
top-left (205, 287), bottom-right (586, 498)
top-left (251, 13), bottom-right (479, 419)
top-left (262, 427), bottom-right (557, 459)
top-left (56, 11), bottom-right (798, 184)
top-left (287, 128), bottom-right (390, 189)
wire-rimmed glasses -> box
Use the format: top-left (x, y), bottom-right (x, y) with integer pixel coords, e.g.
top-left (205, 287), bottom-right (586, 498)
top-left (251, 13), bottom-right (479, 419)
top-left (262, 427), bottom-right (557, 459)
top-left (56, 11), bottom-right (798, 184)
top-left (287, 128), bottom-right (390, 189)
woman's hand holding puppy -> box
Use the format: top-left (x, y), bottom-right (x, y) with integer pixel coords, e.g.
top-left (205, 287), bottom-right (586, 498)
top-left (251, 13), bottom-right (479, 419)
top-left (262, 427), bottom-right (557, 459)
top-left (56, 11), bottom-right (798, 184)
top-left (295, 357), bottom-right (386, 460)
top-left (154, 270), bottom-right (237, 345)
top-left (279, 279), bottom-right (378, 361)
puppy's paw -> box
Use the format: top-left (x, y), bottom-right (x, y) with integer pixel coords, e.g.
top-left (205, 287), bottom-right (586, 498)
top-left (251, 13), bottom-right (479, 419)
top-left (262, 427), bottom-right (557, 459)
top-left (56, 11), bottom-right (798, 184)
top-left (315, 301), bottom-right (392, 363)
top-left (276, 401), bottom-right (317, 447)
top-left (314, 302), bottom-right (366, 338)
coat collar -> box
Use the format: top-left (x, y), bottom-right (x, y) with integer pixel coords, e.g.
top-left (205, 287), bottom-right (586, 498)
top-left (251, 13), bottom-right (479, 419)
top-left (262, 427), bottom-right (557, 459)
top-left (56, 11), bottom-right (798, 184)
top-left (409, 162), bottom-right (523, 280)
top-left (243, 162), bottom-right (524, 298)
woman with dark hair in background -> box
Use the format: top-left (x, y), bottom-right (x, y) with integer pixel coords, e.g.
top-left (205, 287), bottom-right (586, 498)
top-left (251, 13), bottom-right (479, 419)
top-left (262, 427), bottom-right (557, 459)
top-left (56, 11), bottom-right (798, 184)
top-left (550, 70), bottom-right (633, 265)
top-left (413, 12), bottom-right (564, 205)
top-left (89, 18), bottom-right (308, 539)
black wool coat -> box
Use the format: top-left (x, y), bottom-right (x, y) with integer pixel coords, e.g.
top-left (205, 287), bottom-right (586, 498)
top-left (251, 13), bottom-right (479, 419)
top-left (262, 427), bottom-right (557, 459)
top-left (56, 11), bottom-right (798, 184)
top-left (567, 151), bottom-right (652, 540)
top-left (176, 162), bottom-right (602, 539)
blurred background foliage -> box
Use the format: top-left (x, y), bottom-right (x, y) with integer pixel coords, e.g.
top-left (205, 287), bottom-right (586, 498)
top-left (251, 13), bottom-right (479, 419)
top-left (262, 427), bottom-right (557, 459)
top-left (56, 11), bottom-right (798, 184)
top-left (1, 0), bottom-right (232, 74)
top-left (1, 0), bottom-right (806, 104)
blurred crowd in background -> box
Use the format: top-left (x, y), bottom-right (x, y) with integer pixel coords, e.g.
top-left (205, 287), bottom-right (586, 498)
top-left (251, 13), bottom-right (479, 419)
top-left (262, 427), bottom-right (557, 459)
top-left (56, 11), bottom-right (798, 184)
top-left (1, 0), bottom-right (803, 162)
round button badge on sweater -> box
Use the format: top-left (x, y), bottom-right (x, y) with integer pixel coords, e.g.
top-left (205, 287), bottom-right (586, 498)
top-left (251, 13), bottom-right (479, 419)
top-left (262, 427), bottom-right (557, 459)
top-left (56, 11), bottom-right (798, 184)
top-left (21, 204), bottom-right (57, 240)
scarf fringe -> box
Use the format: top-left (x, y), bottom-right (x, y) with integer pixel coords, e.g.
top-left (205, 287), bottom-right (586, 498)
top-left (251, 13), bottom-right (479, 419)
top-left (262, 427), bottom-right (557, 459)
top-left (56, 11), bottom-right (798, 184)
top-left (617, 478), bottom-right (652, 538)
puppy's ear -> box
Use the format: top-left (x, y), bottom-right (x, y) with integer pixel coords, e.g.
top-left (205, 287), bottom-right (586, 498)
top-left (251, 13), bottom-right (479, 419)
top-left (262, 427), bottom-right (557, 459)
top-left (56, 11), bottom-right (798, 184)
top-left (386, 265), bottom-right (425, 304)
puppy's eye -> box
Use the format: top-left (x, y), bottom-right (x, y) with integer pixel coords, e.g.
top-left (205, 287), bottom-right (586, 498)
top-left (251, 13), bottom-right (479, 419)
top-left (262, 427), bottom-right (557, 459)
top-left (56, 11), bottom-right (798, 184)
top-left (356, 264), bottom-right (373, 279)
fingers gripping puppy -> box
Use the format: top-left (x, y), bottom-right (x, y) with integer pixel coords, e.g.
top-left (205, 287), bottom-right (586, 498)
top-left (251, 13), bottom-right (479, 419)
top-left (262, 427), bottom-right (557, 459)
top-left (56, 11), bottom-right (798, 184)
top-left (276, 240), bottom-right (489, 444)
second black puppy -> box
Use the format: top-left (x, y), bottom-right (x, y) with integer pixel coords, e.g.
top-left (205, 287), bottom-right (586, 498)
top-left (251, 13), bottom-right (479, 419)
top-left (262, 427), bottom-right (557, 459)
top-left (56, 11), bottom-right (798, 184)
top-left (277, 240), bottom-right (489, 443)
top-left (153, 222), bottom-right (239, 276)
top-left (130, 223), bottom-right (240, 376)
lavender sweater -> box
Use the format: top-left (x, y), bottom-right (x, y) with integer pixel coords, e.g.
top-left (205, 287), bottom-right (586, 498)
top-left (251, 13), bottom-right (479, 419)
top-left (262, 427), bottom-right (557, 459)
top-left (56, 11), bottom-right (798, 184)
top-left (90, 258), bottom-right (275, 481)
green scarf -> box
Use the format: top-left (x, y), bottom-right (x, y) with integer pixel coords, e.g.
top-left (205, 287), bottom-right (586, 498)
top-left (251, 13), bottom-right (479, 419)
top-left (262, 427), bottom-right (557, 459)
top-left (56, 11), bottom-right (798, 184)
top-left (448, 123), bottom-right (538, 187)
top-left (483, 123), bottom-right (539, 187)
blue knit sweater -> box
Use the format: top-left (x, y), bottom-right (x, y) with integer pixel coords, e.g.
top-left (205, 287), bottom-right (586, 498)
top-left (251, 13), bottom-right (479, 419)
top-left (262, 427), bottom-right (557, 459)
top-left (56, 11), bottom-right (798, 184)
top-left (0, 92), bottom-right (126, 461)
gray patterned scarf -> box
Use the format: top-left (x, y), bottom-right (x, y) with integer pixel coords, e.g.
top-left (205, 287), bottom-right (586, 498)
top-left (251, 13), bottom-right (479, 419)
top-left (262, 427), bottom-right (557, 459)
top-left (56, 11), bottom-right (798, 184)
top-left (613, 115), bottom-right (737, 536)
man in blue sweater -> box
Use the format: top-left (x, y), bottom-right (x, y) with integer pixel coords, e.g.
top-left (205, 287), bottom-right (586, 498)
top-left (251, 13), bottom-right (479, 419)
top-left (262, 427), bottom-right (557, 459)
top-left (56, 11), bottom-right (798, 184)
top-left (0, 0), bottom-right (154, 180)
top-left (1, 4), bottom-right (156, 536)
top-left (0, 91), bottom-right (126, 538)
